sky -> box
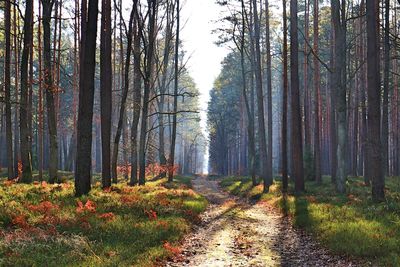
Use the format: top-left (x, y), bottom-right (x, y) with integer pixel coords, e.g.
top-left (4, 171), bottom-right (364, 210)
top-left (180, 0), bottom-right (229, 132)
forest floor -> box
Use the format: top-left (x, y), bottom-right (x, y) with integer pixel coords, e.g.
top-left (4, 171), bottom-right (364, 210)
top-left (0, 173), bottom-right (208, 266)
top-left (165, 176), bottom-right (359, 267)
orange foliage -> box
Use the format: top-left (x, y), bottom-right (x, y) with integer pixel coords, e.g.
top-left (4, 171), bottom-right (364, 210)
top-left (144, 209), bottom-right (157, 221)
top-left (76, 200), bottom-right (96, 213)
top-left (163, 241), bottom-right (181, 255)
top-left (156, 220), bottom-right (169, 230)
top-left (17, 160), bottom-right (22, 178)
top-left (117, 164), bottom-right (131, 176)
top-left (98, 212), bottom-right (116, 221)
top-left (27, 201), bottom-right (59, 214)
top-left (3, 179), bottom-right (18, 186)
top-left (12, 215), bottom-right (30, 229)
top-left (145, 163), bottom-right (179, 177)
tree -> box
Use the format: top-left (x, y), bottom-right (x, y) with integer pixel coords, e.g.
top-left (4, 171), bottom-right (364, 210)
top-left (290, 0), bottom-right (304, 193)
top-left (42, 0), bottom-right (59, 183)
top-left (265, 0), bottom-right (273, 192)
top-left (20, 0), bottom-right (34, 183)
top-left (75, 0), bottom-right (99, 196)
top-left (281, 0), bottom-right (288, 192)
top-left (100, 0), bottom-right (112, 188)
top-left (130, 0), bottom-right (142, 186)
top-left (313, 0), bottom-right (321, 183)
top-left (168, 0), bottom-right (180, 183)
top-left (366, 0), bottom-right (384, 201)
top-left (111, 1), bottom-right (135, 183)
top-left (251, 0), bottom-right (269, 192)
top-left (331, 0), bottom-right (347, 194)
top-left (4, 0), bottom-right (14, 180)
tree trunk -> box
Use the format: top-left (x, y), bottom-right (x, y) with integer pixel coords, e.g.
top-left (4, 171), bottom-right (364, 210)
top-left (19, 0), bottom-right (34, 183)
top-left (130, 2), bottom-right (141, 186)
top-left (111, 5), bottom-right (134, 183)
top-left (265, 0), bottom-right (273, 191)
top-left (282, 0), bottom-right (288, 192)
top-left (313, 0), bottom-right (321, 183)
top-left (290, 0), bottom-right (305, 193)
top-left (75, 0), bottom-right (99, 196)
top-left (366, 0), bottom-right (385, 201)
top-left (100, 0), bottom-right (112, 188)
top-left (168, 0), bottom-right (180, 183)
top-left (4, 0), bottom-right (14, 180)
top-left (42, 0), bottom-right (59, 183)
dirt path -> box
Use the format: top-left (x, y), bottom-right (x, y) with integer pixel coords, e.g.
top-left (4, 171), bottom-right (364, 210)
top-left (166, 176), bottom-right (361, 267)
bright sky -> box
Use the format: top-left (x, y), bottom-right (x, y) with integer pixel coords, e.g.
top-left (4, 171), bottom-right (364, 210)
top-left (180, 0), bottom-right (229, 132)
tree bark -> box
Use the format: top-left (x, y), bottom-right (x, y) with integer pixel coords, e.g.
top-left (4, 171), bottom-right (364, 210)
top-left (100, 0), bottom-right (112, 188)
top-left (19, 0), bottom-right (34, 183)
top-left (75, 0), bottom-right (99, 196)
top-left (4, 0), bottom-right (14, 180)
top-left (42, 0), bottom-right (59, 183)
top-left (313, 0), bottom-right (321, 183)
top-left (282, 0), bottom-right (288, 192)
top-left (290, 0), bottom-right (305, 193)
top-left (366, 0), bottom-right (385, 201)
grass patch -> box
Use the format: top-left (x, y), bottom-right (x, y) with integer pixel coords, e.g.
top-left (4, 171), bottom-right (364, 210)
top-left (0, 175), bottom-right (207, 266)
top-left (219, 175), bottom-right (400, 265)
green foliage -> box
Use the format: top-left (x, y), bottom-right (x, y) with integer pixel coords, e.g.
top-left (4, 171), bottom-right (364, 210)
top-left (0, 175), bottom-right (207, 266)
top-left (219, 175), bottom-right (400, 265)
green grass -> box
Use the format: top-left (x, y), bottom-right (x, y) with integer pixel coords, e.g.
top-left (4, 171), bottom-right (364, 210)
top-left (219, 175), bottom-right (400, 266)
top-left (0, 174), bottom-right (208, 266)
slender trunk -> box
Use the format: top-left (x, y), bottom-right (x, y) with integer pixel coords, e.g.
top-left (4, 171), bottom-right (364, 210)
top-left (100, 0), bottom-right (112, 188)
top-left (265, 0), bottom-right (273, 191)
top-left (252, 0), bottom-right (269, 191)
top-left (168, 0), bottom-right (179, 183)
top-left (366, 0), bottom-right (385, 201)
top-left (111, 6), bottom-right (134, 183)
top-left (4, 0), bottom-right (14, 179)
top-left (313, 0), bottom-right (321, 183)
top-left (290, 0), bottom-right (305, 193)
top-left (282, 0), bottom-right (288, 192)
top-left (130, 3), bottom-right (141, 186)
top-left (42, 0), bottom-right (59, 183)
top-left (75, 0), bottom-right (99, 196)
top-left (19, 0), bottom-right (34, 183)
top-left (382, 0), bottom-right (390, 175)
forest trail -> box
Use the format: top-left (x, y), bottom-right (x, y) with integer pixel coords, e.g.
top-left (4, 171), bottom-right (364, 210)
top-left (165, 176), bottom-right (359, 267)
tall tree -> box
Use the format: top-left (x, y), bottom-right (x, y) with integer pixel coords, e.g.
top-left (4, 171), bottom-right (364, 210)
top-left (111, 3), bottom-right (135, 183)
top-left (290, 0), bottom-right (305, 193)
top-left (138, 0), bottom-right (157, 185)
top-left (4, 0), bottom-right (14, 180)
top-left (75, 0), bottom-right (99, 196)
top-left (42, 0), bottom-right (59, 183)
top-left (281, 0), bottom-right (289, 192)
top-left (332, 0), bottom-right (347, 193)
top-left (265, 0), bottom-right (273, 191)
top-left (366, 0), bottom-right (384, 201)
top-left (130, 0), bottom-right (142, 186)
top-left (100, 0), bottom-right (112, 188)
top-left (168, 0), bottom-right (180, 183)
top-left (313, 0), bottom-right (321, 183)
top-left (251, 0), bottom-right (269, 192)
top-left (19, 0), bottom-right (34, 183)
top-left (382, 0), bottom-right (390, 175)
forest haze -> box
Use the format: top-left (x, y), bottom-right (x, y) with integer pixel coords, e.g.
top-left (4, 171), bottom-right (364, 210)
top-left (0, 0), bottom-right (399, 265)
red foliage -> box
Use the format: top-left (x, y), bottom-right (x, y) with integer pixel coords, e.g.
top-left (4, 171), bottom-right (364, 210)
top-left (3, 179), bottom-right (18, 186)
top-left (11, 215), bottom-right (30, 229)
top-left (145, 163), bottom-right (179, 177)
top-left (17, 160), bottom-right (22, 178)
top-left (156, 220), bottom-right (169, 230)
top-left (27, 201), bottom-right (59, 214)
top-left (117, 164), bottom-right (131, 177)
top-left (76, 200), bottom-right (96, 213)
top-left (144, 209), bottom-right (157, 221)
top-left (120, 195), bottom-right (140, 204)
top-left (98, 212), bottom-right (116, 221)
top-left (163, 241), bottom-right (181, 255)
